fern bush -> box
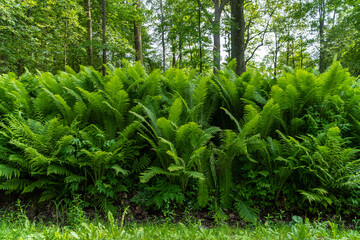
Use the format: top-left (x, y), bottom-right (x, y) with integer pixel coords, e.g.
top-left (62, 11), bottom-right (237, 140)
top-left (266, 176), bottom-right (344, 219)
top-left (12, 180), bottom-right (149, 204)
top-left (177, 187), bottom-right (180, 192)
top-left (1, 61), bottom-right (360, 218)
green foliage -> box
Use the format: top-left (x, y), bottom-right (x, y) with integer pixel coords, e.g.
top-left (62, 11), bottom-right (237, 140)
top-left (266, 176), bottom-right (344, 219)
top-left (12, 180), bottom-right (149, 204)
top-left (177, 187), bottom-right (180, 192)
top-left (1, 61), bottom-right (360, 217)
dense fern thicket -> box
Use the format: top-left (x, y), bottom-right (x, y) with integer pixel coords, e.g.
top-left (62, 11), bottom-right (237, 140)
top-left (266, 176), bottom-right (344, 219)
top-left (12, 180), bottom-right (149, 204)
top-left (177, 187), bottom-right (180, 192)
top-left (0, 62), bottom-right (360, 220)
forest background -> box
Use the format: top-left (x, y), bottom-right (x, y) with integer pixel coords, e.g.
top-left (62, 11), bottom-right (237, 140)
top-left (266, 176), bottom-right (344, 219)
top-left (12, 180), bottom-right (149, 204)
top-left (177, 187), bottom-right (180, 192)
top-left (1, 0), bottom-right (359, 76)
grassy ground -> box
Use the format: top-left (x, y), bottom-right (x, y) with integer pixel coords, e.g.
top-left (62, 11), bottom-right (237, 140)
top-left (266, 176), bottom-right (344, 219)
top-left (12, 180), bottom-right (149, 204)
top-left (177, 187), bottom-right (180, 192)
top-left (1, 210), bottom-right (360, 240)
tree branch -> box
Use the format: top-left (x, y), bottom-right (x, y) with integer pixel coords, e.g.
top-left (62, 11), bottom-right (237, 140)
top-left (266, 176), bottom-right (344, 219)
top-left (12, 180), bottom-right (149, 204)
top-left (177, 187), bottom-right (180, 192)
top-left (198, 0), bottom-right (214, 24)
top-left (246, 11), bottom-right (274, 63)
top-left (244, 18), bottom-right (253, 50)
top-left (220, 0), bottom-right (230, 12)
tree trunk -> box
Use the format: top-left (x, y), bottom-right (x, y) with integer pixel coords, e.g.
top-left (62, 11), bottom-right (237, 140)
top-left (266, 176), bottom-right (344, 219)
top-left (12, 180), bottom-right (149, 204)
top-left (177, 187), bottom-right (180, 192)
top-left (200, 0), bottom-right (229, 73)
top-left (292, 41), bottom-right (295, 69)
top-left (213, 1), bottom-right (221, 73)
top-left (179, 34), bottom-right (182, 69)
top-left (198, 0), bottom-right (203, 73)
top-left (102, 0), bottom-right (107, 76)
top-left (300, 38), bottom-right (303, 68)
top-left (64, 2), bottom-right (68, 71)
top-left (274, 33), bottom-right (279, 77)
top-left (172, 46), bottom-right (176, 67)
top-left (318, 0), bottom-right (326, 72)
top-left (134, 0), bottom-right (143, 64)
top-left (160, 0), bottom-right (165, 72)
top-left (286, 39), bottom-right (290, 66)
top-left (85, 0), bottom-right (93, 66)
top-left (230, 0), bottom-right (246, 76)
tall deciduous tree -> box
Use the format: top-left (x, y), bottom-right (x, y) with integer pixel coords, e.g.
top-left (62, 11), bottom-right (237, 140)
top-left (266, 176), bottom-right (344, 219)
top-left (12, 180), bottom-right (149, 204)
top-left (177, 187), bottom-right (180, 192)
top-left (230, 0), bottom-right (245, 75)
top-left (201, 0), bottom-right (230, 73)
top-left (102, 0), bottom-right (107, 76)
top-left (230, 0), bottom-right (274, 76)
top-left (85, 0), bottom-right (93, 66)
top-left (134, 0), bottom-right (143, 64)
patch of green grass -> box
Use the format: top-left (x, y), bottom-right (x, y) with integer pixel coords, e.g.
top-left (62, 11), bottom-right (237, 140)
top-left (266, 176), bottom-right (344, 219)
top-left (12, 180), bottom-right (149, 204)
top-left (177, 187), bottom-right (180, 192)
top-left (1, 210), bottom-right (360, 240)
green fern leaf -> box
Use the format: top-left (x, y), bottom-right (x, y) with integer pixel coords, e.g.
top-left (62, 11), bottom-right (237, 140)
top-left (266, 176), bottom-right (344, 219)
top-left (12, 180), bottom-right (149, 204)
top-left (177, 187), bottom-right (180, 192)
top-left (168, 98), bottom-right (183, 126)
top-left (140, 166), bottom-right (171, 183)
top-left (111, 164), bottom-right (129, 176)
top-left (0, 164), bottom-right (20, 179)
top-left (47, 165), bottom-right (70, 176)
top-left (197, 179), bottom-right (209, 207)
top-left (65, 175), bottom-right (86, 183)
top-left (234, 199), bottom-right (257, 223)
top-left (39, 190), bottom-right (58, 202)
top-left (168, 164), bottom-right (184, 172)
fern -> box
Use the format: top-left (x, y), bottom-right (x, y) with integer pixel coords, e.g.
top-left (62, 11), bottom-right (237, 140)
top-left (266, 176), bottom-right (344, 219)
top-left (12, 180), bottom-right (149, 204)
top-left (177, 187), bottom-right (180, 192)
top-left (0, 164), bottom-right (20, 179)
top-left (197, 179), bottom-right (209, 207)
top-left (258, 99), bottom-right (281, 138)
top-left (234, 199), bottom-right (258, 223)
top-left (140, 166), bottom-right (172, 183)
top-left (168, 98), bottom-right (183, 126)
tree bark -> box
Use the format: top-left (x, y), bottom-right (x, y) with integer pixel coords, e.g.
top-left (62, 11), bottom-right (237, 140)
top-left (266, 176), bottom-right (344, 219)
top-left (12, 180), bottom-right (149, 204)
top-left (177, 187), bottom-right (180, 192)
top-left (64, 1), bottom-right (68, 71)
top-left (85, 0), bottom-right (93, 66)
top-left (134, 0), bottom-right (143, 64)
top-left (160, 0), bottom-right (166, 72)
top-left (213, 0), bottom-right (221, 73)
top-left (198, 0), bottom-right (203, 73)
top-left (273, 33), bottom-right (279, 77)
top-left (102, 0), bottom-right (107, 76)
top-left (318, 0), bottom-right (326, 73)
top-left (230, 0), bottom-right (246, 76)
top-left (179, 34), bottom-right (182, 69)
top-left (172, 45), bottom-right (176, 67)
top-left (199, 0), bottom-right (229, 73)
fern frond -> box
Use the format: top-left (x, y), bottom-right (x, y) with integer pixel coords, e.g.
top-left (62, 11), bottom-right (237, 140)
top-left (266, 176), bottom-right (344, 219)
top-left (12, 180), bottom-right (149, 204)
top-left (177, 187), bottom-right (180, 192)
top-left (157, 118), bottom-right (176, 140)
top-left (184, 170), bottom-right (205, 180)
top-left (65, 175), bottom-right (86, 184)
top-left (0, 164), bottom-right (20, 179)
top-left (22, 179), bottom-right (49, 193)
top-left (258, 99), bottom-right (281, 138)
top-left (111, 164), bottom-right (129, 176)
top-left (234, 199), bottom-right (258, 223)
top-left (0, 178), bottom-right (29, 192)
top-left (167, 164), bottom-right (184, 172)
top-left (47, 165), bottom-right (70, 176)
top-left (132, 154), bottom-right (151, 173)
top-left (140, 166), bottom-right (171, 183)
top-left (39, 190), bottom-right (58, 202)
top-left (221, 107), bottom-right (242, 133)
top-left (197, 179), bottom-right (209, 207)
top-left (168, 98), bottom-right (183, 126)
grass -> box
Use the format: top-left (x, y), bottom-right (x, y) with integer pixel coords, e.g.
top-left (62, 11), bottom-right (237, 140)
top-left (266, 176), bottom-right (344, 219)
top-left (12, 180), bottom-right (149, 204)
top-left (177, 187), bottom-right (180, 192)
top-left (1, 209), bottom-right (360, 240)
top-left (0, 200), bottom-right (359, 239)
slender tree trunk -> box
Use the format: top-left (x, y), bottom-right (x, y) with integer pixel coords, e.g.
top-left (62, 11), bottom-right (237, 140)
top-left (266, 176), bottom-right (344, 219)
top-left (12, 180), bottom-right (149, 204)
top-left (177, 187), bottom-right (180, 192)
top-left (318, 0), bottom-right (326, 72)
top-left (102, 0), bottom-right (107, 76)
top-left (172, 43), bottom-right (176, 67)
top-left (213, 1), bottom-right (221, 73)
top-left (85, 0), bottom-right (93, 66)
top-left (230, 0), bottom-right (246, 76)
top-left (300, 38), bottom-right (303, 68)
top-left (179, 34), bottom-right (182, 69)
top-left (160, 0), bottom-right (166, 72)
top-left (134, 0), bottom-right (143, 64)
top-left (64, 2), bottom-right (68, 70)
top-left (274, 33), bottom-right (279, 77)
top-left (292, 41), bottom-right (295, 68)
top-left (200, 0), bottom-right (229, 73)
top-left (198, 0), bottom-right (203, 73)
top-left (286, 36), bottom-right (290, 66)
